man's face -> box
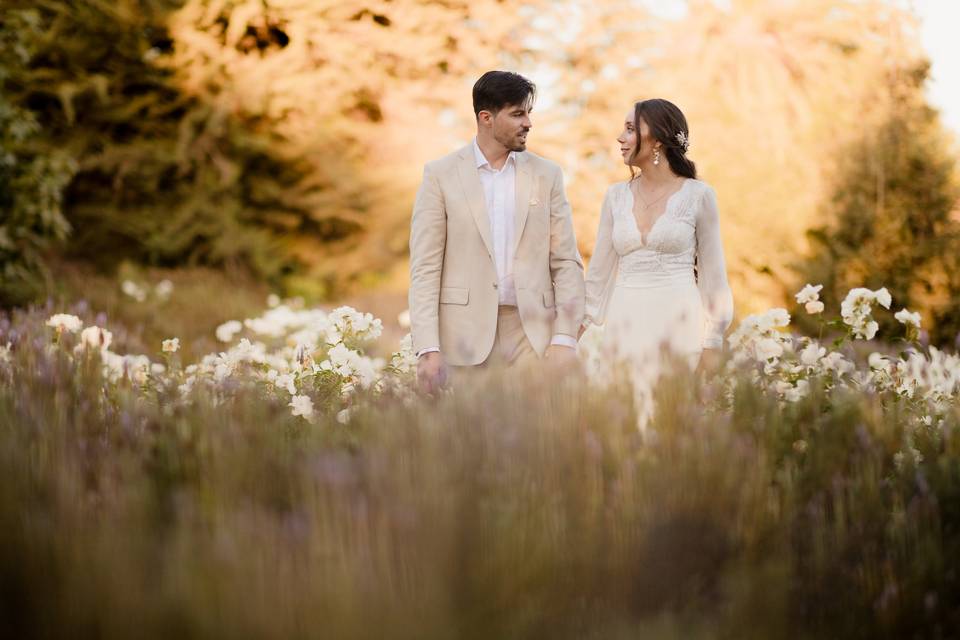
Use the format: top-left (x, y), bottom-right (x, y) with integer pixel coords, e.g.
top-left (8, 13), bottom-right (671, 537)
top-left (491, 103), bottom-right (532, 152)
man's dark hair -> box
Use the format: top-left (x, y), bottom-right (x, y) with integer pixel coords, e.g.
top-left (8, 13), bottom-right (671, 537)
top-left (472, 71), bottom-right (536, 117)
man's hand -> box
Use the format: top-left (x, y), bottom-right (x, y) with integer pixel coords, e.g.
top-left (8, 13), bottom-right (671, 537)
top-left (417, 351), bottom-right (448, 394)
top-left (544, 344), bottom-right (577, 364)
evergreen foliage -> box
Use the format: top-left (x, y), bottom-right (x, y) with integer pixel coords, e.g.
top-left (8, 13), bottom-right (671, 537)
top-left (0, 9), bottom-right (77, 306)
top-left (796, 64), bottom-right (960, 346)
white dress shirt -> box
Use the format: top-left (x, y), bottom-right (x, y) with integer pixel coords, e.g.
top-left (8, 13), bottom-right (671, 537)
top-left (416, 139), bottom-right (577, 357)
top-left (474, 138), bottom-right (519, 306)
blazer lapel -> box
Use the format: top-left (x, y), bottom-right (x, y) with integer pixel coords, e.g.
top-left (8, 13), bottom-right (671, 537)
top-left (456, 146), bottom-right (495, 259)
top-left (513, 152), bottom-right (532, 253)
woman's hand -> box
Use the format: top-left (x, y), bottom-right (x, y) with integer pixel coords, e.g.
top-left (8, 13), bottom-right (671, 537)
top-left (696, 348), bottom-right (722, 377)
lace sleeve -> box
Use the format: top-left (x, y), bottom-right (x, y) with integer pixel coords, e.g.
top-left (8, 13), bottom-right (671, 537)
top-left (696, 185), bottom-right (734, 349)
top-left (583, 185), bottom-right (620, 327)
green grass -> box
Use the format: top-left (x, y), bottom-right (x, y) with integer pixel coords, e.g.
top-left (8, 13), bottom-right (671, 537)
top-left (1, 307), bottom-right (959, 639)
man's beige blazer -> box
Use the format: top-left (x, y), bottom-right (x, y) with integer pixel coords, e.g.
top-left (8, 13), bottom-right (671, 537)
top-left (409, 143), bottom-right (585, 366)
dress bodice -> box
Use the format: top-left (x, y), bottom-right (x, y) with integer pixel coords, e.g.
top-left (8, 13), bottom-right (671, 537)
top-left (608, 179), bottom-right (699, 287)
top-left (583, 177), bottom-right (734, 349)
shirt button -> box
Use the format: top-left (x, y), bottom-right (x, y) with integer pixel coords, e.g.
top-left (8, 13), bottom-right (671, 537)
top-left (493, 283), bottom-right (498, 289)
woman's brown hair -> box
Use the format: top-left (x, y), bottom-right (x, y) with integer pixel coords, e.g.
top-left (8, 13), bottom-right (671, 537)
top-left (629, 98), bottom-right (696, 180)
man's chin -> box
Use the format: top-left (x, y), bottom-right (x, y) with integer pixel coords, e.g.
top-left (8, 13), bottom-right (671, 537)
top-left (511, 141), bottom-right (527, 152)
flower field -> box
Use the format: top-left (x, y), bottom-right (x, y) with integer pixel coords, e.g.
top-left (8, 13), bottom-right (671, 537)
top-left (2, 285), bottom-right (960, 638)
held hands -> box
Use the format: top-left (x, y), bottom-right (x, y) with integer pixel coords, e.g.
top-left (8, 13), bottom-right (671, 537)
top-left (417, 351), bottom-right (448, 395)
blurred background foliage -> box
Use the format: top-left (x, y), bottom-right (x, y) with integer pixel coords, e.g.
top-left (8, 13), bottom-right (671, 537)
top-left (1, 0), bottom-right (959, 341)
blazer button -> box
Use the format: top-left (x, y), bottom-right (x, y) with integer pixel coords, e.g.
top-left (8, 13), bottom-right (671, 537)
top-left (492, 282), bottom-right (498, 289)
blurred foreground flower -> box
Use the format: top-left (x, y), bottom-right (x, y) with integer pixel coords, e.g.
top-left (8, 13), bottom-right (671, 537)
top-left (155, 279), bottom-right (174, 300)
top-left (46, 314), bottom-right (82, 333)
top-left (121, 280), bottom-right (147, 302)
top-left (895, 308), bottom-right (921, 328)
top-left (289, 394), bottom-right (314, 419)
top-left (79, 326), bottom-right (112, 351)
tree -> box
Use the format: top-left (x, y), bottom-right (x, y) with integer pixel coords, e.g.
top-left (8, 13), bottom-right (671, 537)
top-left (5, 0), bottom-right (546, 300)
top-left (796, 62), bottom-right (960, 346)
top-left (0, 8), bottom-right (76, 306)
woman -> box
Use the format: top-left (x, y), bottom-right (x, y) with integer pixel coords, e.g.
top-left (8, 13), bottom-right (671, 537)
top-left (579, 99), bottom-right (733, 425)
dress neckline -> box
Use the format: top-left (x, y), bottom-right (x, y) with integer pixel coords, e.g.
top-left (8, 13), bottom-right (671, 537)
top-left (625, 178), bottom-right (691, 246)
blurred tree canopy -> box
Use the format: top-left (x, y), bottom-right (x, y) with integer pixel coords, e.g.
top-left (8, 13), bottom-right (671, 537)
top-left (1, 0), bottom-right (541, 302)
top-left (2, 0), bottom-right (959, 340)
top-left (0, 9), bottom-right (76, 305)
top-left (796, 62), bottom-right (960, 346)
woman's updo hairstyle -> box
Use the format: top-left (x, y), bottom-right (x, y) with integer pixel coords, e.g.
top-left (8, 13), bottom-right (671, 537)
top-left (630, 98), bottom-right (696, 180)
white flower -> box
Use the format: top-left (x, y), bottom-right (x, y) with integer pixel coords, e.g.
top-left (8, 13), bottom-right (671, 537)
top-left (774, 379), bottom-right (809, 402)
top-left (155, 279), bottom-right (174, 300)
top-left (765, 308), bottom-right (791, 328)
top-left (79, 326), bottom-right (113, 350)
top-left (755, 338), bottom-right (784, 361)
top-left (868, 352), bottom-right (892, 372)
top-left (216, 320), bottom-right (243, 343)
top-left (336, 407), bottom-right (352, 424)
top-left (795, 284), bottom-right (823, 305)
top-left (212, 362), bottom-right (229, 381)
top-left (841, 288), bottom-right (874, 321)
top-left (799, 342), bottom-right (826, 367)
top-left (289, 394), bottom-right (314, 419)
top-left (873, 287), bottom-right (892, 309)
top-left (0, 342), bottom-right (11, 363)
top-left (46, 314), bottom-right (83, 333)
top-left (805, 300), bottom-right (825, 314)
top-left (267, 294), bottom-right (281, 308)
top-left (894, 308), bottom-right (921, 328)
top-left (122, 354), bottom-right (152, 384)
top-left (121, 280), bottom-right (147, 302)
top-left (100, 350), bottom-right (125, 381)
top-left (822, 352), bottom-right (855, 376)
top-left (274, 373), bottom-right (297, 395)
top-left (162, 338), bottom-right (180, 353)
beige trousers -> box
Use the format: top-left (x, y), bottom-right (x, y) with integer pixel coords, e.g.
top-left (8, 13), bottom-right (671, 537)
top-left (450, 306), bottom-right (538, 382)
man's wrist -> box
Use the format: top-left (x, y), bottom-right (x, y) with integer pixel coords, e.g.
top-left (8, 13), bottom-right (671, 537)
top-left (416, 347), bottom-right (441, 359)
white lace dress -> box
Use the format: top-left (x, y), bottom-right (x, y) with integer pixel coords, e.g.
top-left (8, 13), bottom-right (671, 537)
top-left (582, 178), bottom-right (734, 422)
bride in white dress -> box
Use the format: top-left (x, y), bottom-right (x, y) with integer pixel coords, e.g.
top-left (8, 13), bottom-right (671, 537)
top-left (579, 99), bottom-right (734, 424)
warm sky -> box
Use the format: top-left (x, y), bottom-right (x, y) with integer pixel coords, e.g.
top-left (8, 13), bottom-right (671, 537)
top-left (915, 0), bottom-right (960, 135)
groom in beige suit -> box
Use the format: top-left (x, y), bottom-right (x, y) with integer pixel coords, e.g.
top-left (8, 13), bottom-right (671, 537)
top-left (409, 71), bottom-right (585, 392)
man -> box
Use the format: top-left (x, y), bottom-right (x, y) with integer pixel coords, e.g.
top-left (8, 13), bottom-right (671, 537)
top-left (409, 70), bottom-right (585, 393)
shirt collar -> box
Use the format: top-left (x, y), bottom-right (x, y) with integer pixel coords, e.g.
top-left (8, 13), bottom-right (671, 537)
top-left (473, 138), bottom-right (515, 171)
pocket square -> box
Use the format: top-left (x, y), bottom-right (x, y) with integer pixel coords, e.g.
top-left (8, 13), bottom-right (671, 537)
top-left (529, 198), bottom-right (540, 206)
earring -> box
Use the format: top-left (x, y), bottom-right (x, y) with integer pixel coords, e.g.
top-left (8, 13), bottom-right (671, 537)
top-left (653, 148), bottom-right (660, 166)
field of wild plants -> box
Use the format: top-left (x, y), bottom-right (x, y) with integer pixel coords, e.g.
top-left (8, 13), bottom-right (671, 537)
top-left (2, 281), bottom-right (960, 639)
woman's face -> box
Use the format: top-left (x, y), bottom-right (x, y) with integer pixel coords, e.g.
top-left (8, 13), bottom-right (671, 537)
top-left (617, 109), bottom-right (657, 167)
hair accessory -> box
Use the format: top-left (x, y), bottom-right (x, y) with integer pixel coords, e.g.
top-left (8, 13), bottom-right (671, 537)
top-left (675, 131), bottom-right (690, 153)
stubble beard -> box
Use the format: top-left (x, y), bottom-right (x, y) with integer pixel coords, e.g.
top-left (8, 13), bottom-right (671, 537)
top-left (497, 130), bottom-right (528, 153)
